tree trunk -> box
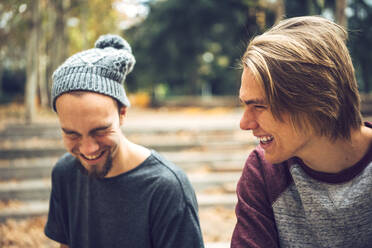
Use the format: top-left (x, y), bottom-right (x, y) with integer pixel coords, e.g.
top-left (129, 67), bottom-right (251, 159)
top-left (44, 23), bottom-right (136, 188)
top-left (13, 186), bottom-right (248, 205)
top-left (38, 54), bottom-right (48, 107)
top-left (0, 59), bottom-right (4, 98)
top-left (38, 1), bottom-right (49, 108)
top-left (53, 1), bottom-right (67, 71)
top-left (335, 0), bottom-right (347, 28)
top-left (25, 0), bottom-right (40, 124)
top-left (48, 0), bottom-right (69, 101)
top-left (81, 0), bottom-right (89, 50)
top-left (275, 0), bottom-right (285, 23)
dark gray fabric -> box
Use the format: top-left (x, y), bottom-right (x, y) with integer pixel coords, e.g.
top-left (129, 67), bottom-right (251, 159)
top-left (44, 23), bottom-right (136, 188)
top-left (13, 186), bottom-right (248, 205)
top-left (44, 150), bottom-right (204, 248)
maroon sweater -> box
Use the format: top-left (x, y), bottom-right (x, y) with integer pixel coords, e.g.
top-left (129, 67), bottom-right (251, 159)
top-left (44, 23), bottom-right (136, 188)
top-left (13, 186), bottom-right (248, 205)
top-left (231, 128), bottom-right (372, 247)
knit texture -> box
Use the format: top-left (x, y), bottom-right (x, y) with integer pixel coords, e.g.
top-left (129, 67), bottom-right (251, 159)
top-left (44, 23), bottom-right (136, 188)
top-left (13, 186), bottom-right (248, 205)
top-left (51, 34), bottom-right (135, 111)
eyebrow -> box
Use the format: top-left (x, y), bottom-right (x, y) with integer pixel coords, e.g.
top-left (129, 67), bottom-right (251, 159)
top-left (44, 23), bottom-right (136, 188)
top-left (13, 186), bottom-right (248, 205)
top-left (90, 124), bottom-right (112, 133)
top-left (239, 98), bottom-right (267, 106)
top-left (61, 124), bottom-right (112, 136)
top-left (61, 128), bottom-right (78, 135)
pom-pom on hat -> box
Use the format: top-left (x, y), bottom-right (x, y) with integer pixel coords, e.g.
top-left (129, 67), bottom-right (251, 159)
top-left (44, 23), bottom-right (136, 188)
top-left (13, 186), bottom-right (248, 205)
top-left (51, 34), bottom-right (135, 111)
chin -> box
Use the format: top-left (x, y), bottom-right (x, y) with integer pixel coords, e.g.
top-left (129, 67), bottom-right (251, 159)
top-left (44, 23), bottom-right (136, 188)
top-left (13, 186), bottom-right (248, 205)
top-left (264, 154), bottom-right (288, 165)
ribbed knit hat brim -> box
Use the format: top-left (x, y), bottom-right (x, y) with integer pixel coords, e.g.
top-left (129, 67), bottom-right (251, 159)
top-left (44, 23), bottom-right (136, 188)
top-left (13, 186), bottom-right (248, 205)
top-left (52, 70), bottom-right (130, 111)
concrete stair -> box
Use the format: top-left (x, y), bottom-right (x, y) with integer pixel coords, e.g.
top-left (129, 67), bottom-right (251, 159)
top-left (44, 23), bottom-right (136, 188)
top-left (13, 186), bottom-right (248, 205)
top-left (0, 121), bottom-right (250, 211)
top-left (0, 113), bottom-right (252, 246)
top-left (0, 193), bottom-right (238, 222)
top-left (0, 152), bottom-right (247, 180)
top-left (0, 172), bottom-right (241, 201)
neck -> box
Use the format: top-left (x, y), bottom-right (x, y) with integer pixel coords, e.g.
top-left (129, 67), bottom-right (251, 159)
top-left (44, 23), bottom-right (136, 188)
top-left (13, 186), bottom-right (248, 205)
top-left (106, 136), bottom-right (151, 177)
top-left (298, 126), bottom-right (372, 173)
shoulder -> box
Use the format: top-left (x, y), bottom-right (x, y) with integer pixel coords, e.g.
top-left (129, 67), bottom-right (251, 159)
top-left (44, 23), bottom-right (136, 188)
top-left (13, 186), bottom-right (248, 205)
top-left (148, 150), bottom-right (191, 185)
top-left (239, 146), bottom-right (292, 205)
top-left (51, 152), bottom-right (77, 179)
top-left (242, 147), bottom-right (291, 184)
top-left (145, 150), bottom-right (198, 208)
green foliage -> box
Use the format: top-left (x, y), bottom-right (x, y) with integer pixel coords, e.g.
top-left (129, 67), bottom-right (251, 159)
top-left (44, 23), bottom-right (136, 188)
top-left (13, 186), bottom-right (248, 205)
top-left (2, 0), bottom-right (371, 103)
top-left (125, 0), bottom-right (263, 96)
top-left (68, 0), bottom-right (120, 54)
top-left (285, 0), bottom-right (324, 16)
top-left (0, 0), bottom-right (124, 103)
top-left (285, 0), bottom-right (372, 92)
top-left (0, 1), bottom-right (31, 64)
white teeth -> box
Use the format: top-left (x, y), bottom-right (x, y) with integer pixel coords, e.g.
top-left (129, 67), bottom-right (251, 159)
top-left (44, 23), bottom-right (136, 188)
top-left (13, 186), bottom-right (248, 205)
top-left (84, 152), bottom-right (102, 160)
top-left (85, 155), bottom-right (99, 160)
top-left (259, 136), bottom-right (273, 143)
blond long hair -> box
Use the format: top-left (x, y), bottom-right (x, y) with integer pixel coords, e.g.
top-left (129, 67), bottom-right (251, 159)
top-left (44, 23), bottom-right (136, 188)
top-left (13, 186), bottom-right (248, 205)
top-left (242, 16), bottom-right (362, 140)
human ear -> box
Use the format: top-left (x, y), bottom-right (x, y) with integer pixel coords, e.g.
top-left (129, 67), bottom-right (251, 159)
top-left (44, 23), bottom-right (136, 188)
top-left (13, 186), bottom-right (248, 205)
top-left (119, 107), bottom-right (127, 125)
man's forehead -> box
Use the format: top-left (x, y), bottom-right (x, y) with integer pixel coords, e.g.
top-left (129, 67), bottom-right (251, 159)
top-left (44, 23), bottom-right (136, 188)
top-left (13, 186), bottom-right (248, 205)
top-left (240, 68), bottom-right (267, 102)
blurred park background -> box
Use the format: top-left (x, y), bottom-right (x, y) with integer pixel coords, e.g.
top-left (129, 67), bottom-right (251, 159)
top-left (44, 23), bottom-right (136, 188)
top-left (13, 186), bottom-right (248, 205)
top-left (1, 0), bottom-right (372, 247)
top-left (0, 0), bottom-right (372, 122)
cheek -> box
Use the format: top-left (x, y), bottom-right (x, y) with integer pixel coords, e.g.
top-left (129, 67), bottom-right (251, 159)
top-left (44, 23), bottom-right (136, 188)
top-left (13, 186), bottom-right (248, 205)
top-left (108, 135), bottom-right (121, 146)
top-left (62, 138), bottom-right (78, 151)
top-left (97, 133), bottom-right (120, 146)
top-left (256, 114), bottom-right (272, 130)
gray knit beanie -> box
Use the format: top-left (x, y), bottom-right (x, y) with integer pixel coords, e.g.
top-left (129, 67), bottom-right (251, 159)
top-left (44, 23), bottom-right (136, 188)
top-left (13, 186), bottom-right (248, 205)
top-left (51, 34), bottom-right (135, 111)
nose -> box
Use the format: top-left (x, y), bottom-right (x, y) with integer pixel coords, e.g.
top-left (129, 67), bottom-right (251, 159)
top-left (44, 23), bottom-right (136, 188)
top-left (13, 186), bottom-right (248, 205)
top-left (240, 109), bottom-right (258, 130)
top-left (79, 136), bottom-right (100, 156)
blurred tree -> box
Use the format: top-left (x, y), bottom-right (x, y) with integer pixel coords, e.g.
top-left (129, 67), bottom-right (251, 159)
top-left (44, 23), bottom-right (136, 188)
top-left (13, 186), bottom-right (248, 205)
top-left (260, 0), bottom-right (285, 24)
top-left (46, 0), bottom-right (121, 104)
top-left (38, 1), bottom-right (49, 107)
top-left (348, 0), bottom-right (372, 92)
top-left (48, 0), bottom-right (70, 86)
top-left (126, 0), bottom-right (275, 98)
top-left (285, 0), bottom-right (324, 17)
top-left (25, 0), bottom-right (41, 123)
top-left (1, 0), bottom-right (371, 113)
top-left (0, 1), bottom-right (29, 100)
top-left (335, 0), bottom-right (347, 27)
top-left (1, 0), bottom-right (125, 122)
top-left (67, 0), bottom-right (121, 54)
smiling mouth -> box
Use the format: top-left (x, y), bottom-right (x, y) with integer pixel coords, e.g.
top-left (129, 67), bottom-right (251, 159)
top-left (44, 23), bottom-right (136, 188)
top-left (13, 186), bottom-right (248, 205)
top-left (258, 136), bottom-right (274, 144)
top-left (81, 151), bottom-right (105, 161)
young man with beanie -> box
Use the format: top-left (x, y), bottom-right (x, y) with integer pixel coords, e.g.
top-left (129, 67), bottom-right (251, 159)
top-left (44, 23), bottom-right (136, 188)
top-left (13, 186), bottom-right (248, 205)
top-left (44, 34), bottom-right (204, 248)
top-left (231, 16), bottom-right (372, 247)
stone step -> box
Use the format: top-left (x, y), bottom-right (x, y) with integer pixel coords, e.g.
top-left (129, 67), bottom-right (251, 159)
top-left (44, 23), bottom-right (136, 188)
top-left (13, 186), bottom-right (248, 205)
top-left (0, 200), bottom-right (48, 221)
top-left (205, 242), bottom-right (230, 248)
top-left (0, 120), bottom-right (243, 139)
top-left (189, 172), bottom-right (240, 191)
top-left (1, 132), bottom-right (254, 148)
top-left (0, 140), bottom-right (255, 159)
top-left (0, 172), bottom-right (241, 201)
top-left (0, 193), bottom-right (237, 221)
top-left (0, 152), bottom-right (247, 180)
top-left (0, 179), bottom-right (50, 201)
top-left (0, 129), bottom-right (252, 147)
top-left (197, 194), bottom-right (237, 208)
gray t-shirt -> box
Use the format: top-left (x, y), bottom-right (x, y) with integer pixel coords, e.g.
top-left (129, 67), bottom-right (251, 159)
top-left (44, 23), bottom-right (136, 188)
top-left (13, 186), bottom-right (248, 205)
top-left (232, 124), bottom-right (372, 248)
top-left (45, 150), bottom-right (204, 248)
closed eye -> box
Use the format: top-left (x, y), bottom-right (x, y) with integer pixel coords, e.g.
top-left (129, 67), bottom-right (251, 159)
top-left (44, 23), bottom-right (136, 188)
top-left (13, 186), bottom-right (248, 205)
top-left (90, 125), bottom-right (113, 137)
top-left (63, 131), bottom-right (80, 140)
top-left (254, 105), bottom-right (267, 109)
top-left (93, 130), bottom-right (109, 137)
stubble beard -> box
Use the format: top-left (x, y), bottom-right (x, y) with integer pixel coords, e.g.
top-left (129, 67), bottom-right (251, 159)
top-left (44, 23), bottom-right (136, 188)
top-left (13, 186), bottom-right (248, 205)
top-left (75, 151), bottom-right (113, 179)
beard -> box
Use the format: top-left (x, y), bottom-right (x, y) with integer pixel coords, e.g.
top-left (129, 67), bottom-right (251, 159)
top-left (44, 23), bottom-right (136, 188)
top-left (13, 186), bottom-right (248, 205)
top-left (75, 151), bottom-right (113, 179)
